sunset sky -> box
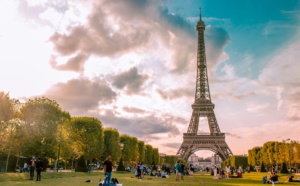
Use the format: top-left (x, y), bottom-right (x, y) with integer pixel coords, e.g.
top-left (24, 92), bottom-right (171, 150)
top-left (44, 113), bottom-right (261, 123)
top-left (1, 0), bottom-right (300, 158)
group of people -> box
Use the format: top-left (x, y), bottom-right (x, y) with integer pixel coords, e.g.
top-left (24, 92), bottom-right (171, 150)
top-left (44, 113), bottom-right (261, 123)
top-left (135, 161), bottom-right (146, 179)
top-left (262, 172), bottom-right (279, 184)
top-left (26, 157), bottom-right (44, 181)
top-left (175, 161), bottom-right (186, 181)
top-left (212, 165), bottom-right (243, 179)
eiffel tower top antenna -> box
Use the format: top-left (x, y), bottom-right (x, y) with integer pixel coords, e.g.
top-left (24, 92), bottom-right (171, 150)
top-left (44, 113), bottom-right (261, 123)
top-left (199, 7), bottom-right (202, 21)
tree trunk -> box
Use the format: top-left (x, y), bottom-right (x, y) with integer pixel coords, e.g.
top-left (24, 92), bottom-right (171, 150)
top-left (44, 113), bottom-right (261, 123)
top-left (64, 159), bottom-right (67, 170)
top-left (15, 152), bottom-right (20, 171)
top-left (5, 146), bottom-right (11, 172)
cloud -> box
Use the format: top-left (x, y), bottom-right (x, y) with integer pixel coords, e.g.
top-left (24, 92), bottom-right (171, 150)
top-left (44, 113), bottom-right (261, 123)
top-left (205, 26), bottom-right (230, 71)
top-left (225, 132), bottom-right (242, 139)
top-left (162, 142), bottom-right (181, 149)
top-left (112, 67), bottom-right (148, 94)
top-left (156, 88), bottom-right (193, 100)
top-left (246, 103), bottom-right (270, 113)
top-left (286, 92), bottom-right (300, 121)
top-left (259, 31), bottom-right (300, 118)
top-left (98, 109), bottom-right (181, 138)
top-left (50, 53), bottom-right (89, 73)
top-left (186, 17), bottom-right (230, 26)
top-left (48, 0), bottom-right (154, 72)
top-left (43, 77), bottom-right (117, 114)
top-left (122, 106), bottom-right (147, 114)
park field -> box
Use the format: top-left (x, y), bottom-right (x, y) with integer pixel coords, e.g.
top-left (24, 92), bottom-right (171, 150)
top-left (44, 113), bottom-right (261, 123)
top-left (0, 171), bottom-right (299, 186)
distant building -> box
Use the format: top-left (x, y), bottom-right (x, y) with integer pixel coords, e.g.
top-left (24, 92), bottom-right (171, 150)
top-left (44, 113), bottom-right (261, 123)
top-left (188, 153), bottom-right (200, 167)
top-left (159, 153), bottom-right (166, 157)
top-left (211, 154), bottom-right (222, 166)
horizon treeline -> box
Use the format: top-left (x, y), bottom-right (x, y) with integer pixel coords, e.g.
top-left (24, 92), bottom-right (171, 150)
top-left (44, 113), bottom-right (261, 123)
top-left (0, 91), bottom-right (164, 172)
top-left (248, 141), bottom-right (300, 171)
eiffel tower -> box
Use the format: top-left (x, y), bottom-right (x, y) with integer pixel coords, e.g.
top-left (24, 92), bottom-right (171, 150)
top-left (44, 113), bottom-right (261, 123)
top-left (177, 10), bottom-right (233, 161)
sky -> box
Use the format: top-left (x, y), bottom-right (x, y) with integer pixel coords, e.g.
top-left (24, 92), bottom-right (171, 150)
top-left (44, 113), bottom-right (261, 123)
top-left (1, 0), bottom-right (300, 158)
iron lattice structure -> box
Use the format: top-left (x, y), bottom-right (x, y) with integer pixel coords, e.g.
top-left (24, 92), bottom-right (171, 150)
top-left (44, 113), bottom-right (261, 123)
top-left (177, 11), bottom-right (233, 161)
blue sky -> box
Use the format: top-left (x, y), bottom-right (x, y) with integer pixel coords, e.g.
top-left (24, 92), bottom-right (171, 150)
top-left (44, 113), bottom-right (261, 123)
top-left (0, 0), bottom-right (300, 158)
top-left (165, 0), bottom-right (300, 78)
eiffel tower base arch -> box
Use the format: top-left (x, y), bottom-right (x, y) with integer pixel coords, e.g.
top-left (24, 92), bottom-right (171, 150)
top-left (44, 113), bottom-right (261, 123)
top-left (177, 133), bottom-right (232, 161)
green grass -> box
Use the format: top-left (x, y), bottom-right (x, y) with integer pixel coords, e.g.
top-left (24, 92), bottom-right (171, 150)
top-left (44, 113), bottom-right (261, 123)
top-left (0, 171), bottom-right (298, 186)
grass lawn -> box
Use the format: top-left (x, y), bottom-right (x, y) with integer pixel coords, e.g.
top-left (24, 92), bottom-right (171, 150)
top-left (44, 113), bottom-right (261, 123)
top-left (0, 171), bottom-right (299, 186)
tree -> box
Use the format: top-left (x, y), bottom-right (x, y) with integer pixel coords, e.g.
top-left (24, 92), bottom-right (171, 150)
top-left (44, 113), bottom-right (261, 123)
top-left (0, 92), bottom-right (20, 153)
top-left (103, 128), bottom-right (120, 165)
top-left (120, 134), bottom-right (138, 166)
top-left (117, 157), bottom-right (125, 171)
top-left (20, 97), bottom-right (70, 159)
top-left (248, 147), bottom-right (261, 167)
top-left (68, 117), bottom-right (103, 166)
top-left (274, 142), bottom-right (284, 165)
top-left (0, 92), bottom-right (21, 172)
top-left (137, 141), bottom-right (145, 162)
top-left (280, 162), bottom-right (288, 173)
top-left (153, 148), bottom-right (159, 165)
top-left (164, 155), bottom-right (178, 167)
top-left (260, 162), bottom-right (266, 172)
top-left (294, 143), bottom-right (300, 172)
top-left (145, 144), bottom-right (153, 165)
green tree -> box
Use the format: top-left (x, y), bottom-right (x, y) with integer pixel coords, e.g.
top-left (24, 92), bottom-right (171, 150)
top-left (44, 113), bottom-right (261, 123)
top-left (117, 157), bottom-right (125, 171)
top-left (0, 92), bottom-right (20, 152)
top-left (153, 148), bottom-right (159, 165)
top-left (57, 119), bottom-right (74, 169)
top-left (120, 134), bottom-right (138, 166)
top-left (145, 144), bottom-right (153, 165)
top-left (248, 147), bottom-right (261, 167)
top-left (164, 155), bottom-right (178, 167)
top-left (274, 142), bottom-right (283, 165)
top-left (0, 92), bottom-right (21, 172)
top-left (137, 141), bottom-right (145, 162)
top-left (280, 162), bottom-right (288, 173)
top-left (68, 117), bottom-right (103, 166)
top-left (103, 128), bottom-right (120, 165)
top-left (20, 97), bottom-right (70, 159)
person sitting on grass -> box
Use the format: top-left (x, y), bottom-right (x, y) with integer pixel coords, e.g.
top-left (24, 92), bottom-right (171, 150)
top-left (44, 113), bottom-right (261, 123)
top-left (270, 172), bottom-right (279, 184)
top-left (156, 170), bottom-right (161, 178)
top-left (161, 171), bottom-right (167, 178)
top-left (287, 175), bottom-right (300, 182)
top-left (262, 176), bottom-right (271, 184)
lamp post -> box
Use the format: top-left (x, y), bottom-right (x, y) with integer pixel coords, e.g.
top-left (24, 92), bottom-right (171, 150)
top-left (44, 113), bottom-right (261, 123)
top-left (285, 138), bottom-right (292, 174)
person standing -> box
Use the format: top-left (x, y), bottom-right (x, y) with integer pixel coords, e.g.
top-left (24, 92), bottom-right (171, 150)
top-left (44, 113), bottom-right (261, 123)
top-left (225, 165), bottom-right (230, 178)
top-left (103, 155), bottom-right (113, 186)
top-left (23, 162), bottom-right (28, 173)
top-left (180, 162), bottom-right (185, 180)
top-left (213, 165), bottom-right (218, 179)
top-left (175, 161), bottom-right (182, 181)
top-left (140, 162), bottom-right (144, 179)
top-left (35, 158), bottom-right (44, 181)
top-left (29, 157), bottom-right (36, 180)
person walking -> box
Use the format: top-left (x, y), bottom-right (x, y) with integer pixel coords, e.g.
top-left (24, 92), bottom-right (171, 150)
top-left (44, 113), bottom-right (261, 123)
top-left (175, 161), bottom-right (182, 181)
top-left (35, 158), bottom-right (44, 181)
top-left (29, 157), bottom-right (36, 180)
top-left (103, 155), bottom-right (113, 186)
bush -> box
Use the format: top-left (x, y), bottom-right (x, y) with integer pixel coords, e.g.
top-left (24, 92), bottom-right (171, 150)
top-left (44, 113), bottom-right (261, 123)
top-left (117, 158), bottom-right (125, 171)
top-left (260, 162), bottom-right (266, 172)
top-left (280, 162), bottom-right (288, 173)
top-left (75, 155), bottom-right (88, 172)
